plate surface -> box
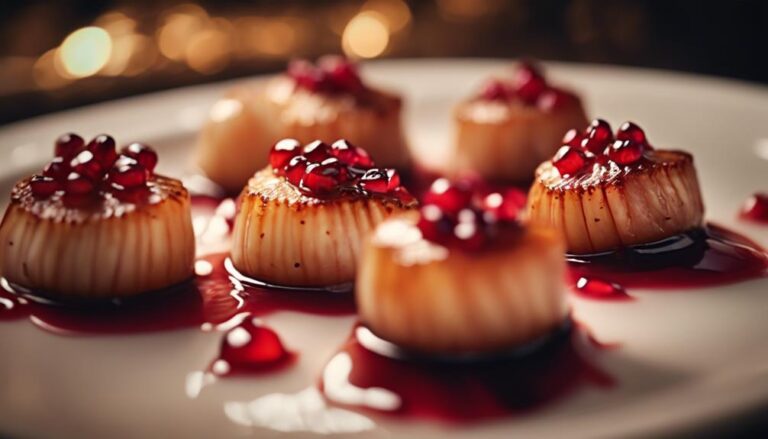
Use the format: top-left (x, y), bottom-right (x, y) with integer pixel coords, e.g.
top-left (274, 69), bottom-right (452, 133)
top-left (1, 59), bottom-right (767, 438)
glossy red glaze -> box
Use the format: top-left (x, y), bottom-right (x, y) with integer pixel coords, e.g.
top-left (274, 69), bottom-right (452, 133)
top-left (573, 277), bottom-right (632, 301)
top-left (319, 322), bottom-right (614, 423)
top-left (567, 224), bottom-right (768, 290)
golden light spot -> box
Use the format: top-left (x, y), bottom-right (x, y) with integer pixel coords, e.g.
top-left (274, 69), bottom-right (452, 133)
top-left (362, 0), bottom-right (412, 32)
top-left (342, 12), bottom-right (390, 59)
top-left (157, 12), bottom-right (207, 61)
top-left (33, 48), bottom-right (72, 90)
top-left (185, 27), bottom-right (232, 74)
top-left (58, 27), bottom-right (112, 77)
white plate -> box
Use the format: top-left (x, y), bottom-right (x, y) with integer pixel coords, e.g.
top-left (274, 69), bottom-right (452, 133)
top-left (1, 59), bottom-right (767, 439)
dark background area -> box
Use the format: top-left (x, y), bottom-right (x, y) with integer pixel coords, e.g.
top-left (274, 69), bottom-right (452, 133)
top-left (0, 0), bottom-right (766, 125)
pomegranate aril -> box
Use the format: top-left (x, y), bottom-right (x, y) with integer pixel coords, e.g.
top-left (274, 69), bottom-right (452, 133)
top-left (417, 205), bottom-right (455, 242)
top-left (303, 140), bottom-right (332, 162)
top-left (537, 89), bottom-right (574, 111)
top-left (553, 146), bottom-right (588, 176)
top-left (122, 143), bottom-right (158, 173)
top-left (108, 164), bottom-right (149, 189)
top-left (514, 62), bottom-right (546, 104)
top-left (29, 175), bottom-right (62, 198)
top-left (87, 134), bottom-right (118, 168)
top-left (287, 59), bottom-right (326, 92)
top-left (54, 133), bottom-right (85, 159)
top-left (616, 122), bottom-right (647, 145)
top-left (483, 188), bottom-right (527, 221)
top-left (321, 56), bottom-right (364, 93)
top-left (479, 79), bottom-right (509, 101)
top-left (454, 208), bottom-right (486, 251)
top-left (360, 168), bottom-right (399, 194)
top-left (423, 178), bottom-right (472, 215)
top-left (331, 139), bottom-right (373, 168)
top-left (43, 157), bottom-right (71, 180)
top-left (300, 161), bottom-right (343, 195)
top-left (562, 128), bottom-right (584, 148)
top-left (285, 155), bottom-right (308, 186)
top-left (269, 139), bottom-right (302, 172)
top-left (64, 172), bottom-right (95, 195)
top-left (581, 119), bottom-right (614, 154)
top-left (69, 150), bottom-right (104, 180)
top-left (606, 140), bottom-right (644, 166)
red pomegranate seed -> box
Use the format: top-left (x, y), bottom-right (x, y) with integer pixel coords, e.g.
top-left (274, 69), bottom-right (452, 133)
top-left (217, 318), bottom-right (291, 372)
top-left (417, 205), bottom-right (454, 242)
top-left (330, 139), bottom-right (373, 168)
top-left (606, 139), bottom-right (644, 166)
top-left (553, 146), bottom-right (588, 176)
top-left (300, 160), bottom-right (343, 195)
top-left (423, 178), bottom-right (472, 215)
top-left (453, 209), bottom-right (486, 251)
top-left (287, 59), bottom-right (327, 92)
top-left (86, 134), bottom-right (118, 168)
top-left (479, 79), bottom-right (509, 101)
top-left (284, 155), bottom-right (308, 186)
top-left (69, 150), bottom-right (104, 181)
top-left (320, 56), bottom-right (364, 93)
top-left (616, 121), bottom-right (647, 145)
top-left (581, 119), bottom-right (614, 154)
top-left (483, 188), bottom-right (527, 221)
top-left (514, 62), bottom-right (546, 104)
top-left (54, 133), bottom-right (85, 159)
top-left (537, 89), bottom-right (574, 111)
top-left (303, 140), bottom-right (332, 162)
top-left (269, 139), bottom-right (302, 172)
top-left (29, 175), bottom-right (62, 198)
top-left (43, 156), bottom-right (71, 181)
top-left (64, 172), bottom-right (95, 195)
top-left (122, 143), bottom-right (158, 173)
top-left (562, 128), bottom-right (584, 148)
top-left (108, 164), bottom-right (149, 189)
top-left (359, 168), bottom-right (399, 193)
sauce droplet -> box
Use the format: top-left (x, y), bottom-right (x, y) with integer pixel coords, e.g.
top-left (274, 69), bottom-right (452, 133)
top-left (211, 316), bottom-right (296, 376)
top-left (574, 277), bottom-right (632, 301)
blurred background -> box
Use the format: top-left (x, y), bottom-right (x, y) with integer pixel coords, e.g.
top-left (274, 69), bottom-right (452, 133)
top-left (1, 0), bottom-right (766, 125)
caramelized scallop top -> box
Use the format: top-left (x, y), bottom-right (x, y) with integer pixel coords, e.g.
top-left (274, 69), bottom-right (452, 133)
top-left (10, 133), bottom-right (186, 223)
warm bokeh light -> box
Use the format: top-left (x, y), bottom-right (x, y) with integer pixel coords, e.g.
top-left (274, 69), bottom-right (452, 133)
top-left (342, 11), bottom-right (390, 59)
top-left (362, 0), bottom-right (412, 32)
top-left (157, 6), bottom-right (209, 61)
top-left (33, 49), bottom-right (72, 90)
top-left (58, 27), bottom-right (112, 78)
top-left (185, 27), bottom-right (233, 74)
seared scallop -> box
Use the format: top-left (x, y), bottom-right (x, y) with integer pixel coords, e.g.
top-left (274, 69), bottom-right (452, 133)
top-left (452, 62), bottom-right (588, 182)
top-left (526, 120), bottom-right (704, 254)
top-left (0, 134), bottom-right (194, 299)
top-left (230, 139), bottom-right (416, 287)
top-left (357, 179), bottom-right (567, 355)
top-left (196, 56), bottom-right (409, 193)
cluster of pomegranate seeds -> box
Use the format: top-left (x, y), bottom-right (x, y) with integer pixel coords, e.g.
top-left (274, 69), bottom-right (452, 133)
top-left (552, 120), bottom-right (653, 177)
top-left (417, 178), bottom-right (526, 251)
top-left (478, 62), bottom-right (576, 110)
top-left (29, 133), bottom-right (159, 205)
top-left (286, 56), bottom-right (367, 96)
top-left (269, 138), bottom-right (409, 201)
